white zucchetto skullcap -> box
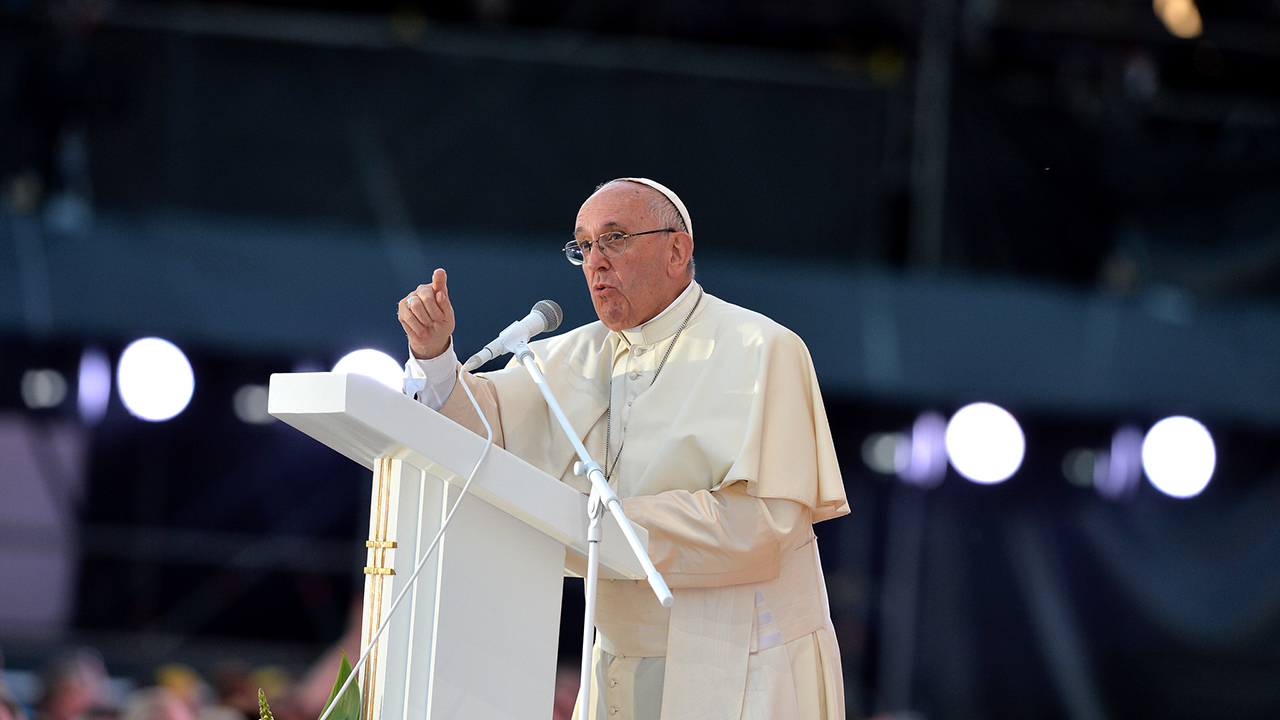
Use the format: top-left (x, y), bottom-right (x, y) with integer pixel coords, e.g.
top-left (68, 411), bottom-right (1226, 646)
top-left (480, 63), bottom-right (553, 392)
top-left (611, 177), bottom-right (692, 240)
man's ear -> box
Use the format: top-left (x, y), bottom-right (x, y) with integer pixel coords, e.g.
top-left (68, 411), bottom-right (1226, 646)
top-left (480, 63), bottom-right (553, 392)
top-left (667, 231), bottom-right (694, 278)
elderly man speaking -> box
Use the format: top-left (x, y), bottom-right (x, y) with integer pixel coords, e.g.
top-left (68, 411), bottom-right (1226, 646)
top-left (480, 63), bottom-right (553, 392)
top-left (397, 178), bottom-right (849, 720)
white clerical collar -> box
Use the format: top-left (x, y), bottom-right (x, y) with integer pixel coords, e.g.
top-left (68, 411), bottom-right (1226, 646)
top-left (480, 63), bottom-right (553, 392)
top-left (619, 280), bottom-right (700, 347)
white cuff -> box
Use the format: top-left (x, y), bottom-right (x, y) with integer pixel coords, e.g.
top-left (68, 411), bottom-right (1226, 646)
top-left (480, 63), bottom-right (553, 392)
top-left (404, 340), bottom-right (457, 411)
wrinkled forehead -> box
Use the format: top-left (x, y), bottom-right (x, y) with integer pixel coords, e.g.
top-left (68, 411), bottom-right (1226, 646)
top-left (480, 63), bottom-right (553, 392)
top-left (575, 182), bottom-right (653, 232)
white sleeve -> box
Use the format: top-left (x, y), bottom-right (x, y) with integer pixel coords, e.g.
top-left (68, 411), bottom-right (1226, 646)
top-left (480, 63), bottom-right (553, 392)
top-left (403, 339), bottom-right (458, 411)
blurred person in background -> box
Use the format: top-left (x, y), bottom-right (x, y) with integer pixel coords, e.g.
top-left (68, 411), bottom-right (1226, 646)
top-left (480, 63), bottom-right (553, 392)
top-left (118, 689), bottom-right (191, 720)
top-left (152, 666), bottom-right (202, 719)
top-left (551, 664), bottom-right (578, 720)
top-left (1, 647), bottom-right (28, 720)
top-left (1, 646), bottom-right (31, 720)
top-left (152, 665), bottom-right (239, 720)
top-left (35, 649), bottom-right (114, 720)
top-left (282, 598), bottom-right (361, 720)
top-left (1, 695), bottom-right (29, 720)
top-left (208, 663), bottom-right (254, 720)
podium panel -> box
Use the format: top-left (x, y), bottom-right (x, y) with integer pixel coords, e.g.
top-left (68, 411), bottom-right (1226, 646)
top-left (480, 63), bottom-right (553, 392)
top-left (363, 459), bottom-right (563, 720)
top-left (268, 372), bottom-right (647, 720)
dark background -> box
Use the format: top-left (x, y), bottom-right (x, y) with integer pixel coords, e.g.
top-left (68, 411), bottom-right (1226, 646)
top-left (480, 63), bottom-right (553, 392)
top-left (1, 0), bottom-right (1279, 718)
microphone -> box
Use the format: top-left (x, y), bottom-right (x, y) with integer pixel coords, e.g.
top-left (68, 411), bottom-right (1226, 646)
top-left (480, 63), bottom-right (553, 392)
top-left (462, 300), bottom-right (563, 372)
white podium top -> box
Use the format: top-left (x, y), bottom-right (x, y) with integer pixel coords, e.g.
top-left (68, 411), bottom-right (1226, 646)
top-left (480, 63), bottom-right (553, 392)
top-left (268, 372), bottom-right (646, 580)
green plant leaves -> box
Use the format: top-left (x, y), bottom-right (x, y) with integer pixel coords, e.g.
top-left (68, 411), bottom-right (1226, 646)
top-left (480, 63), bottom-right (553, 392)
top-left (321, 650), bottom-right (362, 720)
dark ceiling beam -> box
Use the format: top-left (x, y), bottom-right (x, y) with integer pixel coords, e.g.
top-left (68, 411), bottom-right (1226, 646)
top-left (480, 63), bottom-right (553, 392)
top-left (106, 0), bottom-right (879, 90)
top-left (995, 0), bottom-right (1280, 56)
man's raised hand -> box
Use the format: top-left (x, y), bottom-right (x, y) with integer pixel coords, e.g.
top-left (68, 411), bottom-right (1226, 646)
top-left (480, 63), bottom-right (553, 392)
top-left (399, 268), bottom-right (455, 359)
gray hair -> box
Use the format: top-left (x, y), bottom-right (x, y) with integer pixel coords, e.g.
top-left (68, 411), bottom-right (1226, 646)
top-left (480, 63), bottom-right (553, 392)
top-left (595, 180), bottom-right (688, 234)
top-left (642, 188), bottom-right (688, 235)
top-left (595, 179), bottom-right (695, 277)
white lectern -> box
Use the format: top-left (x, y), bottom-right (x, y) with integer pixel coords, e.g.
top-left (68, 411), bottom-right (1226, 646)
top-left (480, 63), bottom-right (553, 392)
top-left (268, 372), bottom-right (646, 720)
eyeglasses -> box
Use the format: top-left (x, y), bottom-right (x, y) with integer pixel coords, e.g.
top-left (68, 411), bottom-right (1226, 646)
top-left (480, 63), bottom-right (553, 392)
top-left (563, 228), bottom-right (675, 265)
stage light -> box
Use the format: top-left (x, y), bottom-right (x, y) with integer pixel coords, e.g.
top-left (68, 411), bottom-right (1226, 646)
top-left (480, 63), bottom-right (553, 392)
top-left (945, 402), bottom-right (1025, 484)
top-left (1062, 448), bottom-right (1097, 488)
top-left (117, 338), bottom-right (195, 422)
top-left (233, 384), bottom-right (274, 425)
top-left (292, 359), bottom-right (327, 374)
top-left (78, 347), bottom-right (112, 424)
top-left (1098, 425), bottom-right (1144, 500)
top-left (899, 411), bottom-right (948, 488)
top-left (332, 349), bottom-right (403, 391)
top-left (21, 369), bottom-right (67, 409)
top-left (1153, 0), bottom-right (1202, 38)
top-left (1142, 416), bottom-right (1215, 498)
top-left (861, 432), bottom-right (902, 475)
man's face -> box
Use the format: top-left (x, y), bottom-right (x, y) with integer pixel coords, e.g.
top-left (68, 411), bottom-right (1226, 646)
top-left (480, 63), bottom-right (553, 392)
top-left (575, 183), bottom-right (680, 331)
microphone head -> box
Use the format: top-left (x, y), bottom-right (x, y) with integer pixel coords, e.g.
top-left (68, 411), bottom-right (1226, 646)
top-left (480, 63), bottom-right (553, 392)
top-left (533, 300), bottom-right (563, 332)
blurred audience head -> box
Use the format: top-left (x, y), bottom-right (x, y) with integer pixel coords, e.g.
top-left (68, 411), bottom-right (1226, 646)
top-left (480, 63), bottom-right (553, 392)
top-left (208, 663), bottom-right (254, 719)
top-left (152, 666), bottom-right (204, 716)
top-left (1, 693), bottom-right (30, 720)
top-left (552, 664), bottom-right (578, 720)
top-left (119, 689), bottom-right (192, 720)
top-left (38, 649), bottom-right (113, 720)
top-left (0, 645), bottom-right (25, 720)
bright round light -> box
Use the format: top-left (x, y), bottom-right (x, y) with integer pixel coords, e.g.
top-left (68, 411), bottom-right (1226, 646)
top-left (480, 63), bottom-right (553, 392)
top-left (1142, 416), bottom-right (1215, 498)
top-left (233, 384), bottom-right (274, 425)
top-left (861, 433), bottom-right (901, 475)
top-left (945, 402), bottom-right (1025, 484)
top-left (78, 347), bottom-right (112, 424)
top-left (1154, 0), bottom-right (1203, 39)
top-left (1062, 448), bottom-right (1097, 488)
top-left (21, 369), bottom-right (67, 409)
top-left (899, 412), bottom-right (948, 488)
top-left (1099, 425), bottom-right (1144, 501)
top-left (117, 338), bottom-right (195, 421)
top-left (333, 349), bottom-right (403, 391)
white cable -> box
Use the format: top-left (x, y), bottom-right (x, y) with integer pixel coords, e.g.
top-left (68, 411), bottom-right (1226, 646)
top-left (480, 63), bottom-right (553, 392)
top-left (317, 367), bottom-right (494, 720)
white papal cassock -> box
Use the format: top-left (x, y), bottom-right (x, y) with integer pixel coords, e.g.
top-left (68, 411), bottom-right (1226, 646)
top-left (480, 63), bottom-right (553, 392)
top-left (409, 281), bottom-right (849, 720)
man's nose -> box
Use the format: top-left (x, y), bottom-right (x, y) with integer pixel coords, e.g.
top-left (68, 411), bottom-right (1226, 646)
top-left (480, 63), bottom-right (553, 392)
top-left (584, 242), bottom-right (610, 269)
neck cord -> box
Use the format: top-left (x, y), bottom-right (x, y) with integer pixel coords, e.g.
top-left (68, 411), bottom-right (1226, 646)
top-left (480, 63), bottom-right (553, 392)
top-left (604, 288), bottom-right (703, 483)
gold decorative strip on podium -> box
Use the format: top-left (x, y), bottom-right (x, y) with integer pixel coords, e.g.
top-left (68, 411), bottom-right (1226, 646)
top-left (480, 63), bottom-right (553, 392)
top-left (365, 540), bottom-right (397, 574)
top-left (361, 457), bottom-right (395, 720)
